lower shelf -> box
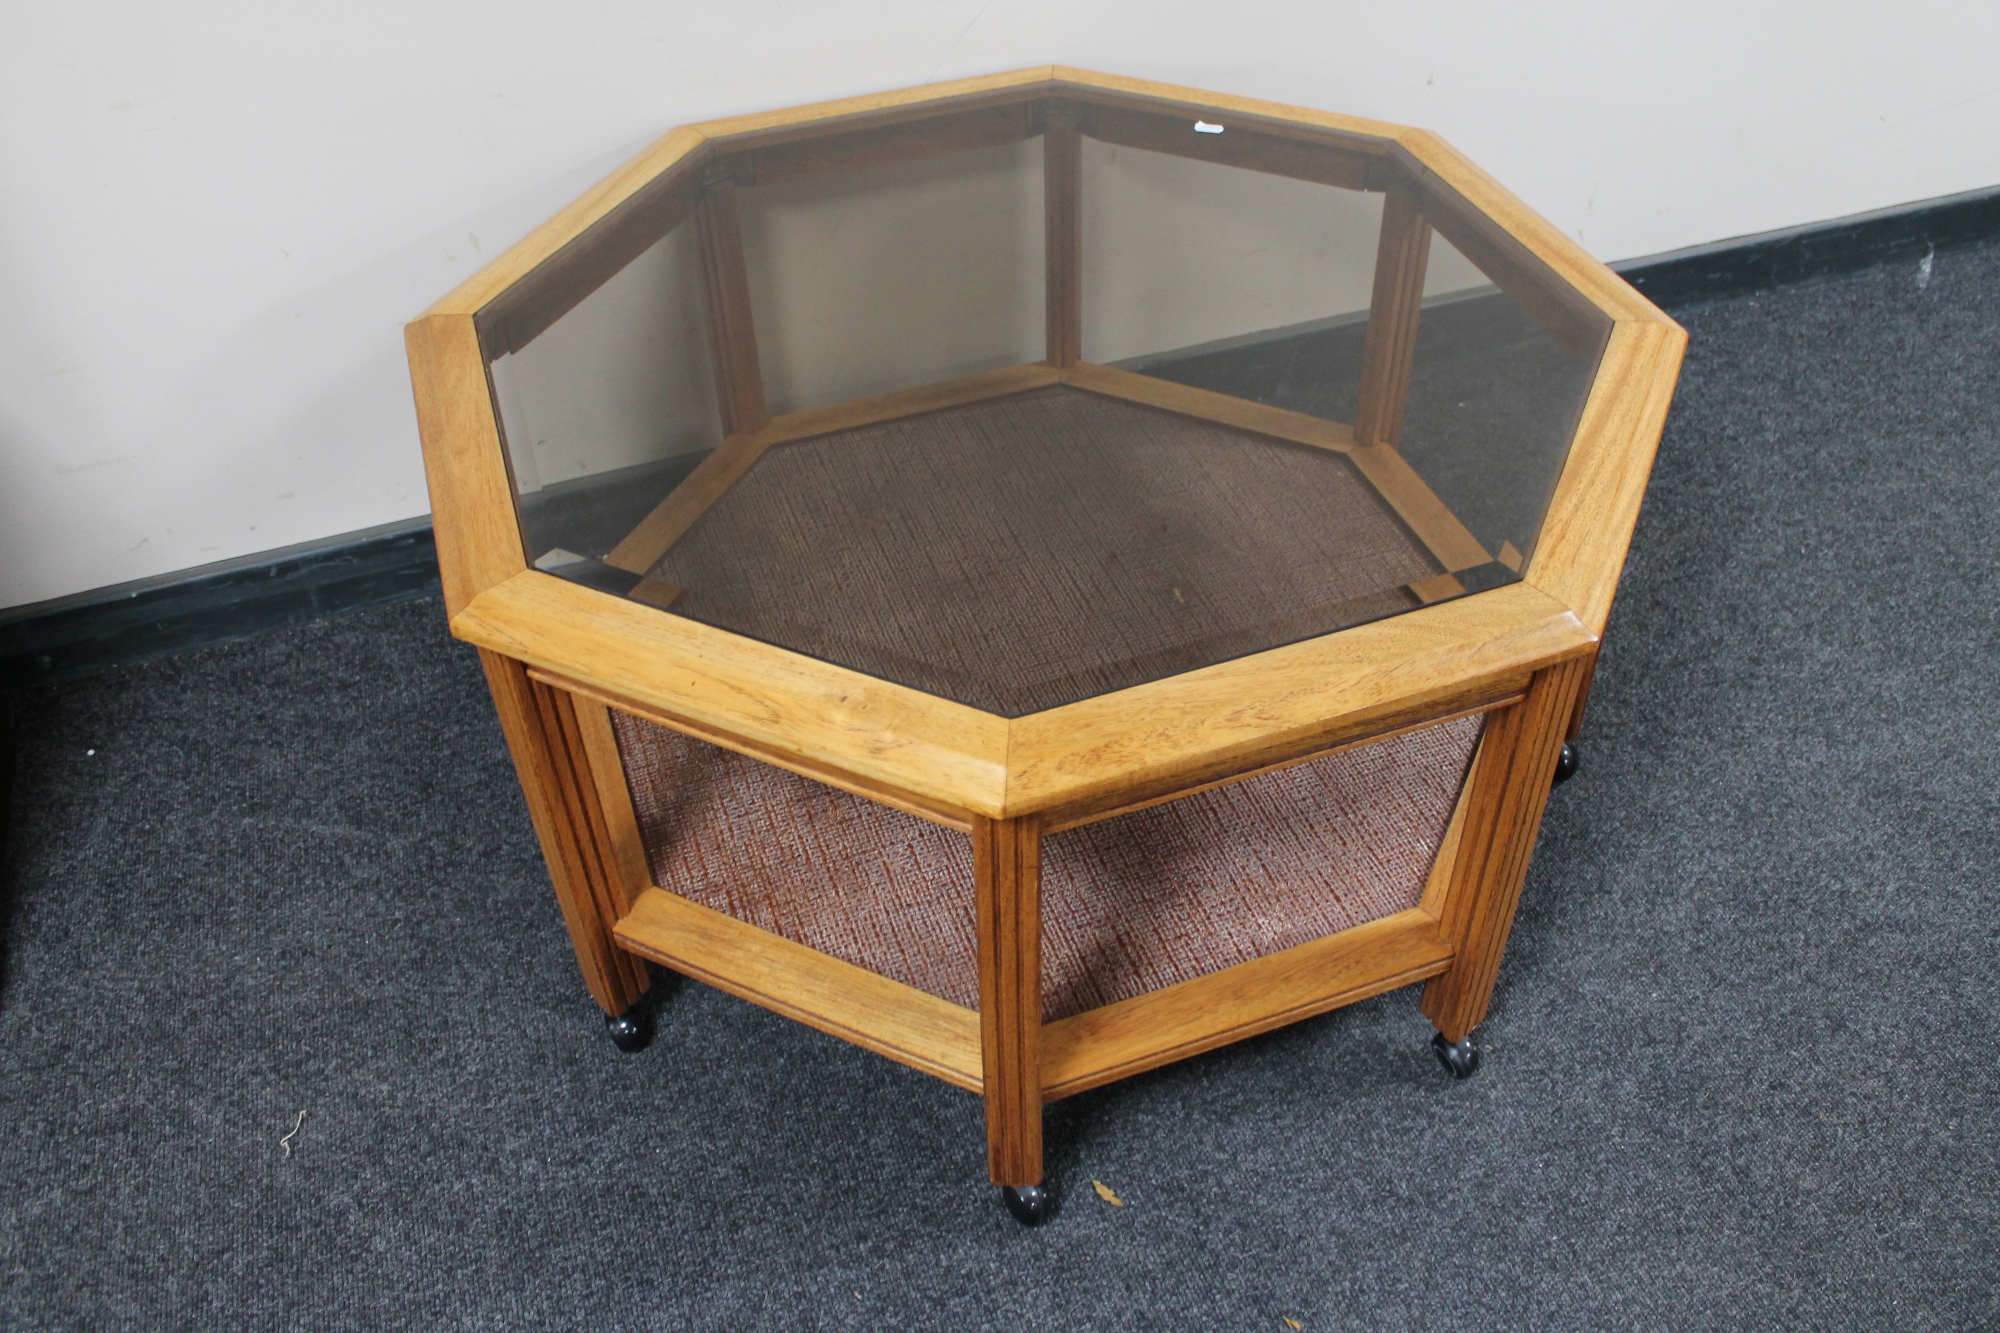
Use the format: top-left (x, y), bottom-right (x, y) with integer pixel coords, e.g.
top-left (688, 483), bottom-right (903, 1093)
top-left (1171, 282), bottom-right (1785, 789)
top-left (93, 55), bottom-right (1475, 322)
top-left (614, 885), bottom-right (985, 1091)
top-left (612, 884), bottom-right (1456, 1101)
top-left (610, 708), bottom-right (1479, 1023)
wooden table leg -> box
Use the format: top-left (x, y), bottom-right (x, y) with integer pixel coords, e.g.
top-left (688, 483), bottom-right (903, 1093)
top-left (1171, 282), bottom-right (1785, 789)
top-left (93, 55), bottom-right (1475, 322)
top-left (481, 649), bottom-right (650, 1018)
top-left (1043, 101), bottom-right (1082, 369)
top-left (1354, 182), bottom-right (1432, 450)
top-left (974, 814), bottom-right (1043, 1190)
top-left (695, 178), bottom-right (768, 438)
top-left (1421, 656), bottom-right (1588, 1043)
top-left (1564, 647), bottom-right (1599, 744)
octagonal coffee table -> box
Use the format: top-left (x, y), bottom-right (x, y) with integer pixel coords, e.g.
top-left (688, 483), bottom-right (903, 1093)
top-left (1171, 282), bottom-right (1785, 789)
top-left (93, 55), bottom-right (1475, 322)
top-left (406, 67), bottom-right (1684, 1224)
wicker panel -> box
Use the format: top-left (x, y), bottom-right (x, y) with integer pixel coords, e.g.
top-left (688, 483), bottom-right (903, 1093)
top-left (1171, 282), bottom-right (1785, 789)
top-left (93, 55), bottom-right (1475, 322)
top-left (612, 710), bottom-right (1481, 1022)
top-left (647, 386), bottom-right (1439, 716)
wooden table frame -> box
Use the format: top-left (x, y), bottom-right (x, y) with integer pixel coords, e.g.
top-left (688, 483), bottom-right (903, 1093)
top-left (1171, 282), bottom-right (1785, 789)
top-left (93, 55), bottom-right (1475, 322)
top-left (406, 68), bottom-right (1685, 1203)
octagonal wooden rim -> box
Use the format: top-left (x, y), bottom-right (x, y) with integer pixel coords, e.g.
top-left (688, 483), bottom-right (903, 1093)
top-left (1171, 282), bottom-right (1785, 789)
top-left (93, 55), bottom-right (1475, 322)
top-left (407, 67), bottom-right (1686, 821)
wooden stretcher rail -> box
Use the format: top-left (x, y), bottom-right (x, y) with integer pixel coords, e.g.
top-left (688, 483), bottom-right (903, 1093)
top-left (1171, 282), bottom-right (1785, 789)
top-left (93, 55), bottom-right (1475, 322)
top-left (1039, 908), bottom-right (1454, 1100)
top-left (1346, 442), bottom-right (1493, 573)
top-left (1061, 362), bottom-right (1491, 573)
top-left (1063, 361), bottom-right (1357, 452)
top-left (605, 363), bottom-right (1065, 576)
top-left (615, 886), bottom-right (986, 1092)
top-left (1419, 749), bottom-right (1479, 919)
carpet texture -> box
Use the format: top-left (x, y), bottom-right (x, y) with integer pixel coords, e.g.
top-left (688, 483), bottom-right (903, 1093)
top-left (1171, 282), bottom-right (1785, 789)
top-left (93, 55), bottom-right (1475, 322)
top-left (3, 242), bottom-right (1998, 1330)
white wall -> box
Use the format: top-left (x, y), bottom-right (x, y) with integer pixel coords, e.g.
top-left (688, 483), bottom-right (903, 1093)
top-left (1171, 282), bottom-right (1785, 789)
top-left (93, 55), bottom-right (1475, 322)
top-left (4, 1), bottom-right (1997, 609)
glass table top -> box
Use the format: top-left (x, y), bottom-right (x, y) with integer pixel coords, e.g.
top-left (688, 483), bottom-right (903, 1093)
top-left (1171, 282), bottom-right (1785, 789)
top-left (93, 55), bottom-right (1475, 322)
top-left (484, 110), bottom-right (1608, 716)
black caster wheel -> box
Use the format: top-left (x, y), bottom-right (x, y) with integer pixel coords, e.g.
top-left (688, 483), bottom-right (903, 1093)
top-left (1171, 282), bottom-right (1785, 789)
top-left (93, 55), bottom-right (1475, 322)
top-left (1001, 1185), bottom-right (1050, 1226)
top-left (604, 1007), bottom-right (651, 1053)
top-left (1431, 1031), bottom-right (1480, 1079)
top-left (1552, 741), bottom-right (1580, 786)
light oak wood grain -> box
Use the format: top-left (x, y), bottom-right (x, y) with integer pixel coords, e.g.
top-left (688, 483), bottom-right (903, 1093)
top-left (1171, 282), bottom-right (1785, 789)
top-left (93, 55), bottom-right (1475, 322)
top-left (762, 362), bottom-right (1064, 444)
top-left (1524, 321), bottom-right (1687, 636)
top-left (459, 572), bottom-right (1588, 824)
top-left (627, 577), bottom-right (684, 610)
top-left (1354, 184), bottom-right (1432, 448)
top-left (456, 570), bottom-right (1013, 816)
top-left (481, 651), bottom-right (649, 1015)
top-left (1065, 362), bottom-right (1488, 574)
top-left (604, 430), bottom-right (774, 575)
top-left (1347, 441), bottom-right (1492, 573)
top-left (1419, 745), bottom-right (1481, 919)
top-left (404, 316), bottom-right (525, 618)
top-left (542, 684), bottom-right (645, 927)
top-left (1563, 649), bottom-right (1598, 744)
top-left (572, 695), bottom-right (654, 915)
top-left (1408, 572), bottom-right (1469, 605)
top-left (615, 886), bottom-right (984, 1091)
top-left (476, 168), bottom-right (705, 357)
top-left (430, 71), bottom-right (1059, 326)
top-left (410, 71), bottom-right (1687, 1155)
top-left (1064, 361), bottom-right (1359, 453)
top-left (975, 815), bottom-right (1044, 1185)
top-left (1038, 693), bottom-right (1515, 834)
top-left (1040, 909), bottom-right (1452, 1100)
top-left (1003, 581), bottom-right (1592, 819)
top-left (531, 667), bottom-right (976, 832)
top-left (1421, 657), bottom-right (1587, 1040)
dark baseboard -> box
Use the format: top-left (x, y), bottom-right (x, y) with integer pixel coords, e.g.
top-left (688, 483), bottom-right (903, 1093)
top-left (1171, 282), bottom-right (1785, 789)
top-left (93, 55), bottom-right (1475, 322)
top-left (0, 520), bottom-right (440, 692)
top-left (5, 182), bottom-right (1996, 693)
top-left (1615, 182), bottom-right (2000, 308)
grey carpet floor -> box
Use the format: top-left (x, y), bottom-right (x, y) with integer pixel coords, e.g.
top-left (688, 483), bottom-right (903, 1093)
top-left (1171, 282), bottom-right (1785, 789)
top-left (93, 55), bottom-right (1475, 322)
top-left (4, 241), bottom-right (1998, 1330)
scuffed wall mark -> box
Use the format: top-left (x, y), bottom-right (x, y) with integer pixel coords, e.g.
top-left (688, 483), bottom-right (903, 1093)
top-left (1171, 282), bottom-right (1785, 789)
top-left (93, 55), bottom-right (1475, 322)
top-left (926, 0), bottom-right (996, 82)
top-left (55, 455), bottom-right (136, 475)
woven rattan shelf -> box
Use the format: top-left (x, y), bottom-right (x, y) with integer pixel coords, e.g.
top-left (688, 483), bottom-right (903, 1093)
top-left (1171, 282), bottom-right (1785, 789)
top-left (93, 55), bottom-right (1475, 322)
top-left (406, 68), bottom-right (1685, 1225)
